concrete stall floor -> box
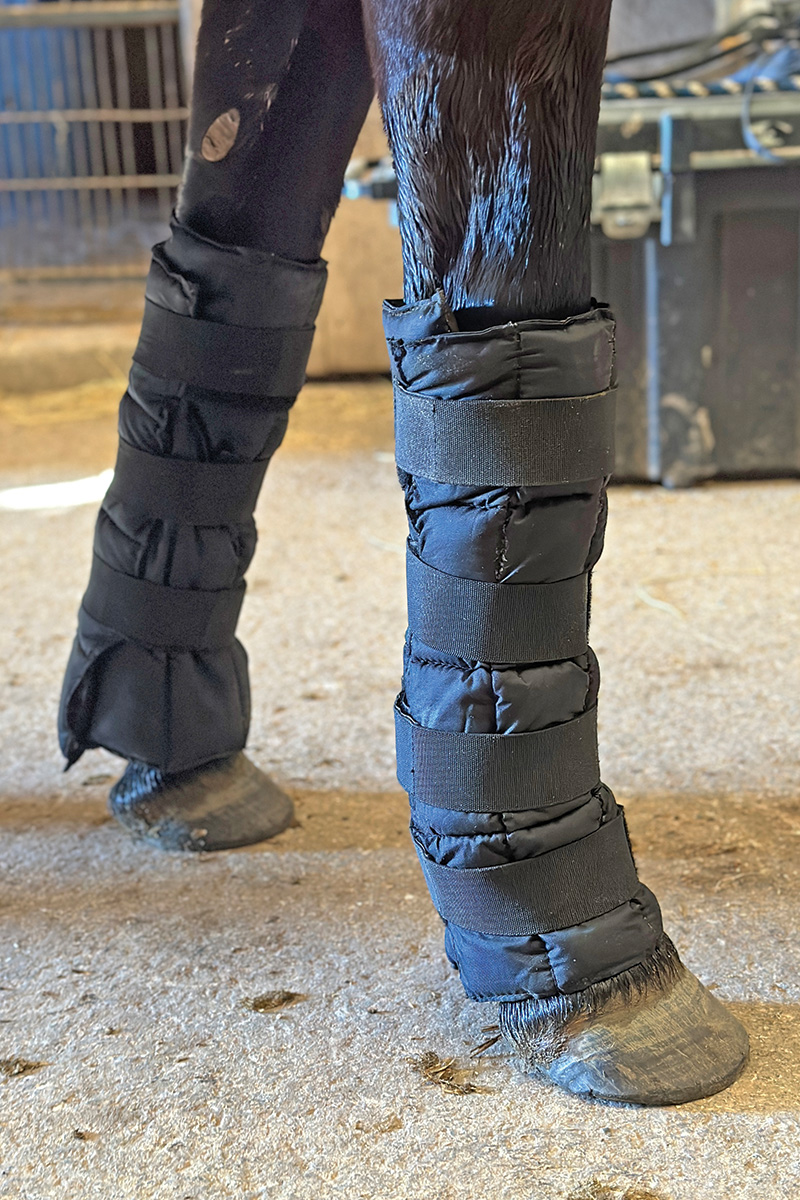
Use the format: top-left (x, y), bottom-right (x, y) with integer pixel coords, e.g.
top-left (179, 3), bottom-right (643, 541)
top-left (0, 373), bottom-right (799, 1200)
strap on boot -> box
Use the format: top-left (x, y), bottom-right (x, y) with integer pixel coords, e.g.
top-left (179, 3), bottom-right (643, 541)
top-left (406, 546), bottom-right (589, 663)
top-left (395, 385), bottom-right (616, 487)
top-left (134, 301), bottom-right (314, 396)
top-left (83, 555), bottom-right (244, 650)
top-left (134, 220), bottom-right (326, 395)
top-left (416, 811), bottom-right (639, 936)
top-left (108, 441), bottom-right (271, 525)
top-left (395, 705), bottom-right (600, 812)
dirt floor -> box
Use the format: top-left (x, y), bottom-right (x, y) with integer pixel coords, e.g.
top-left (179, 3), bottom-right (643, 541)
top-left (0, 366), bottom-right (799, 1200)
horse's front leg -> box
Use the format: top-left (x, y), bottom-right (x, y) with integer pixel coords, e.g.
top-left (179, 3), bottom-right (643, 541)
top-left (363, 0), bottom-right (749, 1105)
top-left (58, 0), bottom-right (373, 850)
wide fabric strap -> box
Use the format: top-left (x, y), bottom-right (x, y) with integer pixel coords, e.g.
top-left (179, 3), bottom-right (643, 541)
top-left (82, 554), bottom-right (245, 650)
top-left (395, 387), bottom-right (616, 487)
top-left (416, 811), bottom-right (639, 936)
top-left (395, 704), bottom-right (599, 812)
top-left (108, 440), bottom-right (269, 526)
top-left (406, 547), bottom-right (588, 664)
top-left (134, 299), bottom-right (314, 396)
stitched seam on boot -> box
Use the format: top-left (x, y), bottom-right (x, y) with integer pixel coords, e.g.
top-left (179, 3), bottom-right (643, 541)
top-left (386, 336), bottom-right (408, 387)
top-left (541, 950), bottom-right (559, 996)
top-left (631, 893), bottom-right (659, 942)
top-left (466, 989), bottom-right (547, 1002)
top-left (405, 475), bottom-right (425, 548)
top-left (514, 324), bottom-right (522, 402)
top-left (607, 323), bottom-right (617, 381)
top-left (496, 493), bottom-right (513, 583)
top-left (586, 485), bottom-right (608, 571)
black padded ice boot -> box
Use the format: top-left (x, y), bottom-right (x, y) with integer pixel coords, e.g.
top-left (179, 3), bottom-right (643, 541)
top-left (385, 291), bottom-right (749, 1105)
top-left (59, 223), bottom-right (326, 850)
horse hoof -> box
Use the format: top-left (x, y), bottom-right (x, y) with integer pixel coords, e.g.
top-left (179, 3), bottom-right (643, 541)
top-left (108, 753), bottom-right (294, 852)
top-left (539, 963), bottom-right (749, 1106)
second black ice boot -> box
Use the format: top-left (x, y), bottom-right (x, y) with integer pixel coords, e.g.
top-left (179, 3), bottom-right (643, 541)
top-left (59, 222), bottom-right (325, 850)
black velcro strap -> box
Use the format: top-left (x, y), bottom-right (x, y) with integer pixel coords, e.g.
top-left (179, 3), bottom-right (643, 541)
top-left (417, 811), bottom-right (639, 936)
top-left (108, 440), bottom-right (268, 525)
top-left (407, 548), bottom-right (588, 663)
top-left (395, 704), bottom-right (599, 812)
top-left (82, 554), bottom-right (245, 650)
top-left (133, 299), bottom-right (314, 395)
top-left (394, 386), bottom-right (616, 487)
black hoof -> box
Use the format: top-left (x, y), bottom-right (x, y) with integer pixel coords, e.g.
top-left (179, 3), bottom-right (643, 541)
top-left (499, 937), bottom-right (750, 1107)
top-left (539, 963), bottom-right (750, 1106)
top-left (108, 753), bottom-right (294, 852)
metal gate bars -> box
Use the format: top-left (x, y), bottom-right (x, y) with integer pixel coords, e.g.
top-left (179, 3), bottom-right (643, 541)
top-left (0, 0), bottom-right (188, 272)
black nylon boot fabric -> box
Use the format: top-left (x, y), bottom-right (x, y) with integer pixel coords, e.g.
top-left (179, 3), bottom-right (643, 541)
top-left (386, 293), bottom-right (663, 1001)
top-left (58, 221), bottom-right (326, 774)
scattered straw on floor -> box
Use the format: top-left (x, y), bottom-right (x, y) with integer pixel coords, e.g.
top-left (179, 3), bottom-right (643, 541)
top-left (407, 1050), bottom-right (491, 1096)
top-left (242, 991), bottom-right (306, 1013)
top-left (354, 1115), bottom-right (403, 1134)
top-left (568, 1182), bottom-right (669, 1200)
top-left (470, 1024), bottom-right (502, 1057)
top-left (1, 1058), bottom-right (47, 1079)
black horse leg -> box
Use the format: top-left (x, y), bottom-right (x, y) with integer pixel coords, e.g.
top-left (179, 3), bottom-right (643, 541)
top-left (178, 0), bottom-right (373, 258)
top-left (362, 0), bottom-right (749, 1104)
top-left (58, 0), bottom-right (373, 850)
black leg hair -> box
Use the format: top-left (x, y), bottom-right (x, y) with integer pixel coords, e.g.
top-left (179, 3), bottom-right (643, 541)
top-left (361, 0), bottom-right (611, 323)
top-left (178, 0), bottom-right (374, 258)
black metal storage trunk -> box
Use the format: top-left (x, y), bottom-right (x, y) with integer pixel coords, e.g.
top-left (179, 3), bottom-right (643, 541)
top-left (593, 94), bottom-right (800, 485)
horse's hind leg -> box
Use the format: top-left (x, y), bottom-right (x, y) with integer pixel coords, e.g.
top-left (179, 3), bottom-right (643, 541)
top-left (363, 0), bottom-right (749, 1104)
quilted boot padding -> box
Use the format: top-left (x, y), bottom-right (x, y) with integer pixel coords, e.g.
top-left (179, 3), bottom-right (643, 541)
top-left (386, 292), bottom-right (663, 1001)
top-left (59, 221), bottom-right (325, 774)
